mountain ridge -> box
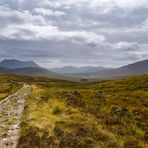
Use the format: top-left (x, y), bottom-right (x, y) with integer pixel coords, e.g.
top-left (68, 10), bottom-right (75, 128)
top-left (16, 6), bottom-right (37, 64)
top-left (0, 59), bottom-right (147, 81)
top-left (82, 59), bottom-right (148, 79)
top-left (0, 59), bottom-right (40, 69)
top-left (49, 66), bottom-right (110, 74)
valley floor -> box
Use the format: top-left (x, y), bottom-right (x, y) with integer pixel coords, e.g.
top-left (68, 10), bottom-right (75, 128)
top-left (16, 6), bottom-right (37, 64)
top-left (0, 74), bottom-right (148, 148)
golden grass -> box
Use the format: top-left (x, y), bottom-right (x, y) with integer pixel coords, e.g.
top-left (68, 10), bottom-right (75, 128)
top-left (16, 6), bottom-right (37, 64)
top-left (0, 74), bottom-right (148, 148)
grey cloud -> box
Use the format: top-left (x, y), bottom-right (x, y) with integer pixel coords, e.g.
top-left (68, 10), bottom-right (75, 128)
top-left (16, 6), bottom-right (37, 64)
top-left (0, 0), bottom-right (148, 67)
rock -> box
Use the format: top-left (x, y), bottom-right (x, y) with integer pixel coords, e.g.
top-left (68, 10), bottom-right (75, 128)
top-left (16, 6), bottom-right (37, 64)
top-left (1, 134), bottom-right (8, 138)
top-left (73, 91), bottom-right (81, 96)
top-left (10, 125), bottom-right (19, 130)
top-left (111, 106), bottom-right (128, 115)
top-left (94, 91), bottom-right (102, 98)
top-left (5, 142), bottom-right (10, 146)
top-left (2, 138), bottom-right (7, 142)
top-left (5, 141), bottom-right (13, 146)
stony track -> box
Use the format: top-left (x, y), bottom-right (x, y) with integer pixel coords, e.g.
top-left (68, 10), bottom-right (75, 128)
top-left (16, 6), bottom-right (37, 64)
top-left (0, 84), bottom-right (31, 148)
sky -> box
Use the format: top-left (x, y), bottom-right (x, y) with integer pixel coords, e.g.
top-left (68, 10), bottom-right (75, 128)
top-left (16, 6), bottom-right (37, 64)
top-left (0, 0), bottom-right (148, 68)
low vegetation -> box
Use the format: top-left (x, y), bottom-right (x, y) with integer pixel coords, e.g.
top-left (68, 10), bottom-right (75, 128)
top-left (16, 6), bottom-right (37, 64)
top-left (0, 74), bottom-right (23, 101)
top-left (0, 74), bottom-right (148, 147)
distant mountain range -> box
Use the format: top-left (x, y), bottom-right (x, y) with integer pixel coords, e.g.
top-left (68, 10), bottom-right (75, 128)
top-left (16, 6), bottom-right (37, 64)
top-left (49, 66), bottom-right (110, 74)
top-left (0, 59), bottom-right (40, 69)
top-left (0, 59), bottom-right (78, 81)
top-left (0, 59), bottom-right (148, 81)
top-left (77, 59), bottom-right (148, 80)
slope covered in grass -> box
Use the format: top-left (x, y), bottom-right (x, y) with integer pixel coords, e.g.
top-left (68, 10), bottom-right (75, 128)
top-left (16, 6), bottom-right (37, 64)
top-left (13, 75), bottom-right (148, 148)
top-left (0, 74), bottom-right (23, 101)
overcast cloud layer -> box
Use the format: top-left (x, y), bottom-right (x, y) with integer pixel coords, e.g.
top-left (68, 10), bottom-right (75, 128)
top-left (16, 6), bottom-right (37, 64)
top-left (0, 0), bottom-right (148, 68)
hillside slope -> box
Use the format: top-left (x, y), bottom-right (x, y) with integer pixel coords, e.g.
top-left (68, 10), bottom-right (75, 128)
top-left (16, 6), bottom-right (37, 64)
top-left (74, 59), bottom-right (148, 80)
top-left (102, 59), bottom-right (148, 76)
top-left (0, 67), bottom-right (80, 82)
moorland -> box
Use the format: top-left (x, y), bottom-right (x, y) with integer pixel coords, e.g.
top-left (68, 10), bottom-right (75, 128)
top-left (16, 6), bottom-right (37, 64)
top-left (0, 74), bottom-right (147, 148)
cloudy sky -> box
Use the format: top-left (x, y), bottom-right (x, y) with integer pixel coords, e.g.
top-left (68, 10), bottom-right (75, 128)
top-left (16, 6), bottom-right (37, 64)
top-left (0, 0), bottom-right (148, 68)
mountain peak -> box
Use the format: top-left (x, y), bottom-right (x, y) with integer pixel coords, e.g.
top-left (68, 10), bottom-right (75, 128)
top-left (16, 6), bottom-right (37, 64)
top-left (0, 59), bottom-right (40, 69)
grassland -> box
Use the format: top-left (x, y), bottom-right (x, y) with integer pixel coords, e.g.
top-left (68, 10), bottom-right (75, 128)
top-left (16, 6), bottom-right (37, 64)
top-left (0, 74), bottom-right (148, 148)
top-left (0, 74), bottom-right (24, 101)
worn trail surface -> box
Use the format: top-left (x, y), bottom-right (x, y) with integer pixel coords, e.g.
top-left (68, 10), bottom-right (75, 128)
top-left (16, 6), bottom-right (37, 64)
top-left (0, 84), bottom-right (31, 148)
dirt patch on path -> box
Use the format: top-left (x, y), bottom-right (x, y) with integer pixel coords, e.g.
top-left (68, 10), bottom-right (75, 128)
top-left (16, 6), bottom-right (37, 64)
top-left (0, 84), bottom-right (31, 148)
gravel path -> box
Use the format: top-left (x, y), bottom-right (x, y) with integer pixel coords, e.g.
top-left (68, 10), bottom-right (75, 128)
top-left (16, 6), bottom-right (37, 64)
top-left (0, 84), bottom-right (31, 148)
